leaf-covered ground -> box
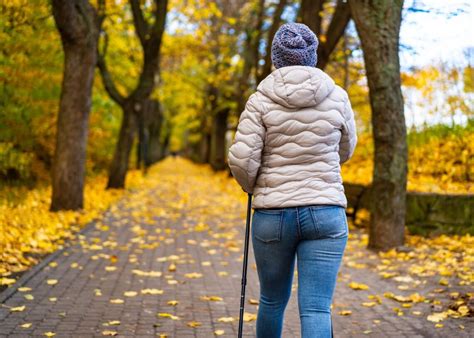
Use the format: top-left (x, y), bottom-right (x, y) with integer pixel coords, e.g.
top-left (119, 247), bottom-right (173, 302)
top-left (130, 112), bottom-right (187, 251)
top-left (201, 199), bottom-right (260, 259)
top-left (0, 158), bottom-right (472, 336)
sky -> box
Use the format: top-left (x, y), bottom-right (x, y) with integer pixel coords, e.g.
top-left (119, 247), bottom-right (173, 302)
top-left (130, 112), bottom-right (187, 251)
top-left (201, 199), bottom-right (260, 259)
top-left (398, 1), bottom-right (473, 127)
top-left (399, 0), bottom-right (473, 69)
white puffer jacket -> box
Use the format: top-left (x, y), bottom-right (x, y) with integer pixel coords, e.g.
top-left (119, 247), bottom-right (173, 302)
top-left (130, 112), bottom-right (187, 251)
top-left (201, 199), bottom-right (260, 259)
top-left (228, 65), bottom-right (357, 209)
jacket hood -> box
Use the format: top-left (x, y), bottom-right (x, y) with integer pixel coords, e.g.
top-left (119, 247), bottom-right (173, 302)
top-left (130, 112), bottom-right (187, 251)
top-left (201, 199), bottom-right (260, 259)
top-left (256, 65), bottom-right (335, 109)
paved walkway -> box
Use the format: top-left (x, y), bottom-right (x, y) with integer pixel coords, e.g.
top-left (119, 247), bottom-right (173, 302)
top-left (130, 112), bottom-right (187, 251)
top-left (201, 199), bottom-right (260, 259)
top-left (0, 159), bottom-right (472, 337)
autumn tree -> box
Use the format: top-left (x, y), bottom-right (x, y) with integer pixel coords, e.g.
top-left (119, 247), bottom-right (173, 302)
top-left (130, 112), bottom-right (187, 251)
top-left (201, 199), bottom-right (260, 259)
top-left (235, 0), bottom-right (265, 117)
top-left (166, 0), bottom-right (246, 168)
top-left (257, 0), bottom-right (287, 82)
top-left (298, 0), bottom-right (351, 70)
top-left (50, 0), bottom-right (101, 210)
top-left (348, 0), bottom-right (408, 250)
top-left (97, 0), bottom-right (168, 188)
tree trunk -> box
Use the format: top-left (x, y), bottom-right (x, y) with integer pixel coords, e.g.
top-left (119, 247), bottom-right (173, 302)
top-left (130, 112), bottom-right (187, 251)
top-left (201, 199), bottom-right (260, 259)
top-left (349, 0), bottom-right (407, 250)
top-left (50, 0), bottom-right (99, 211)
top-left (136, 99), bottom-right (163, 170)
top-left (197, 131), bottom-right (211, 164)
top-left (107, 103), bottom-right (137, 189)
top-left (98, 0), bottom-right (168, 188)
top-left (161, 131), bottom-right (170, 158)
top-left (147, 101), bottom-right (164, 165)
top-left (298, 0), bottom-right (324, 36)
top-left (136, 108), bottom-right (147, 170)
top-left (210, 108), bottom-right (229, 171)
top-left (343, 31), bottom-right (350, 90)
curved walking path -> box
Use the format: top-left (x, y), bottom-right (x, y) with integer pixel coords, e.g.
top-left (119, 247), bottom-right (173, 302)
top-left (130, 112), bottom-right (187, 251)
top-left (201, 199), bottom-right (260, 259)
top-left (0, 158), bottom-right (472, 337)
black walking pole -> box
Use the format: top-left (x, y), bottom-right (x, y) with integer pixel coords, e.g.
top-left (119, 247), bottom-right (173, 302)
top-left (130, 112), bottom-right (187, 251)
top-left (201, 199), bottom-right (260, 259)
top-left (238, 193), bottom-right (252, 338)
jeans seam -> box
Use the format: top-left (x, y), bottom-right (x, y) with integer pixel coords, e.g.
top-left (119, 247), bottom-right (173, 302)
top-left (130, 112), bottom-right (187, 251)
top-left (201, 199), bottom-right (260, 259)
top-left (309, 208), bottom-right (320, 237)
top-left (295, 208), bottom-right (302, 240)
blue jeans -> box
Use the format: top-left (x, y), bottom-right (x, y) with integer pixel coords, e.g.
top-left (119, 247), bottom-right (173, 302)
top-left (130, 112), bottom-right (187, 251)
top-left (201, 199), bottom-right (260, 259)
top-left (251, 205), bottom-right (349, 338)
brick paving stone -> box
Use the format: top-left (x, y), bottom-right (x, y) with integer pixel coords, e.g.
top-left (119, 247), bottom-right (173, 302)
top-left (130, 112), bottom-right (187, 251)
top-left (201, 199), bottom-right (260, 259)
top-left (0, 170), bottom-right (472, 338)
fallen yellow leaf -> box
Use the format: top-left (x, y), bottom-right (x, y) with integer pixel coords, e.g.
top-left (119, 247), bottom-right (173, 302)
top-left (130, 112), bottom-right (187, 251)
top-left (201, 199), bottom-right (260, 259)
top-left (362, 302), bottom-right (377, 307)
top-left (141, 288), bottom-right (164, 295)
top-left (18, 287), bottom-right (31, 292)
top-left (217, 317), bottom-right (234, 323)
top-left (103, 320), bottom-right (121, 326)
top-left (187, 321), bottom-right (202, 328)
top-left (348, 282), bottom-right (369, 290)
top-left (132, 269), bottom-right (162, 277)
top-left (338, 310), bottom-right (352, 316)
top-left (158, 313), bottom-right (180, 320)
top-left (110, 298), bottom-right (124, 304)
top-left (427, 312), bottom-right (448, 323)
top-left (0, 277), bottom-right (16, 285)
top-left (200, 295), bottom-right (223, 301)
top-left (243, 312), bottom-right (257, 322)
top-left (123, 291), bottom-right (138, 297)
top-left (10, 305), bottom-right (26, 312)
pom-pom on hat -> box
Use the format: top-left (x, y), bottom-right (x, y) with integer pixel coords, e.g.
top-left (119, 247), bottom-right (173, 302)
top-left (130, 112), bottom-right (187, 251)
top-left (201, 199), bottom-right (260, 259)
top-left (271, 22), bottom-right (319, 69)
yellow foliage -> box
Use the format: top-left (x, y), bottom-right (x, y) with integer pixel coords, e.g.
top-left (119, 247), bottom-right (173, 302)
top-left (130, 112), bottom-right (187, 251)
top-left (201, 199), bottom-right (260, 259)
top-left (0, 169), bottom-right (146, 277)
top-left (342, 131), bottom-right (473, 193)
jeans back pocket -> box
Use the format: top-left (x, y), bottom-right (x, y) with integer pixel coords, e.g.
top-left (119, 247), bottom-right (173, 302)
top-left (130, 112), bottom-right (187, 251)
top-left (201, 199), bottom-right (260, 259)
top-left (252, 209), bottom-right (283, 243)
top-left (310, 205), bottom-right (348, 239)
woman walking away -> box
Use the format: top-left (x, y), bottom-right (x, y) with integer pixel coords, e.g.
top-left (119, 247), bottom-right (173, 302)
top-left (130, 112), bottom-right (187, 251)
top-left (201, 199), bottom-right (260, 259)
top-left (228, 22), bottom-right (357, 338)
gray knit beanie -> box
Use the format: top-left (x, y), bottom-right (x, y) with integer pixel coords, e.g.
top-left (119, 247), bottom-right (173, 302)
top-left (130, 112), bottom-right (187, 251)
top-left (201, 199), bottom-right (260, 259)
top-left (271, 22), bottom-right (319, 69)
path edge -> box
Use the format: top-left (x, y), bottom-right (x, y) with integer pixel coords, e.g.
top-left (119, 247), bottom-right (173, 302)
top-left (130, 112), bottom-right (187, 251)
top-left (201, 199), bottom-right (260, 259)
top-left (0, 187), bottom-right (139, 304)
top-left (0, 216), bottom-right (98, 305)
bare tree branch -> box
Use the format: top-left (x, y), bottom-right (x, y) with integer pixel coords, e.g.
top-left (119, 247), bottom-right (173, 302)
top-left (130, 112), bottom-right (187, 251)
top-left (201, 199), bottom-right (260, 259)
top-left (97, 31), bottom-right (125, 105)
top-left (258, 0), bottom-right (287, 82)
top-left (129, 0), bottom-right (149, 46)
top-left (251, 0), bottom-right (266, 82)
top-left (317, 0), bottom-right (351, 69)
top-left (131, 0), bottom-right (168, 101)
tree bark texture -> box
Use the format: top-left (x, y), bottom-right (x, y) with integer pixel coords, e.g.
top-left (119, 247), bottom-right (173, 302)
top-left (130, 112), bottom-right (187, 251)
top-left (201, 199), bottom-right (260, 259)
top-left (210, 108), bottom-right (230, 171)
top-left (136, 99), bottom-right (163, 171)
top-left (146, 100), bottom-right (165, 165)
top-left (349, 0), bottom-right (408, 250)
top-left (298, 0), bottom-right (324, 36)
top-left (50, 0), bottom-right (99, 211)
top-left (107, 102), bottom-right (137, 188)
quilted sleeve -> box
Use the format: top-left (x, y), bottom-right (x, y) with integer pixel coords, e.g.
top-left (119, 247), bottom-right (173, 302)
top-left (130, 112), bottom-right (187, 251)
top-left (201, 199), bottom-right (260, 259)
top-left (228, 93), bottom-right (266, 193)
top-left (339, 93), bottom-right (358, 164)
